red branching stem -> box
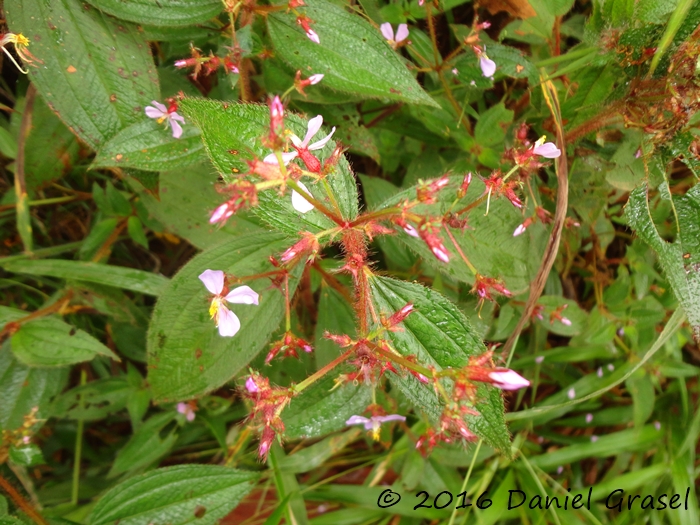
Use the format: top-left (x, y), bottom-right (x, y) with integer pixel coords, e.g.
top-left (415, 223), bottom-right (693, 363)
top-left (292, 346), bottom-right (356, 393)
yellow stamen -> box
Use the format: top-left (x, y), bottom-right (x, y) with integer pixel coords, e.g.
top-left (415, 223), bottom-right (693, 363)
top-left (209, 297), bottom-right (221, 321)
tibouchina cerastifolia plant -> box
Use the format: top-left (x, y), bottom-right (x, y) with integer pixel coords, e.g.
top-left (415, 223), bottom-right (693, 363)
top-left (159, 20), bottom-right (565, 460)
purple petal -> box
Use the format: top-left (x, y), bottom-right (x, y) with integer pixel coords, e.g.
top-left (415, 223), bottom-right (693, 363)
top-left (170, 118), bottom-right (183, 139)
top-left (199, 269), bottom-right (225, 295)
top-left (395, 24), bottom-right (409, 43)
top-left (308, 127), bottom-right (336, 151)
top-left (308, 74), bottom-right (324, 85)
top-left (217, 306), bottom-right (241, 337)
top-left (380, 23), bottom-right (394, 42)
top-left (292, 181), bottom-right (315, 213)
top-left (480, 56), bottom-right (496, 78)
top-left (151, 101), bottom-right (168, 113)
top-left (373, 414), bottom-right (406, 424)
top-left (176, 402), bottom-right (188, 415)
top-left (225, 285), bottom-right (259, 305)
top-left (346, 415), bottom-right (370, 426)
top-left (145, 106), bottom-right (166, 119)
top-left (532, 142), bottom-right (561, 158)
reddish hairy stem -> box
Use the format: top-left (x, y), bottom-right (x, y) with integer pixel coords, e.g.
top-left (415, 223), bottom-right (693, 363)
top-left (292, 346), bottom-right (355, 393)
top-left (0, 475), bottom-right (47, 525)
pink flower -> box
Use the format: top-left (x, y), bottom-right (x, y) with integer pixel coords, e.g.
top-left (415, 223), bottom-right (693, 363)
top-left (245, 376), bottom-right (259, 393)
top-left (487, 369), bottom-right (530, 390)
top-left (145, 100), bottom-right (185, 139)
top-left (513, 223), bottom-right (527, 237)
top-left (198, 269), bottom-right (259, 337)
top-left (346, 414), bottom-right (406, 440)
top-left (177, 402), bottom-right (195, 422)
top-left (380, 23), bottom-right (409, 48)
top-left (403, 224), bottom-right (420, 238)
top-left (531, 138), bottom-right (561, 158)
top-left (479, 55), bottom-right (496, 78)
top-left (297, 16), bottom-right (320, 44)
top-left (308, 74), bottom-right (324, 84)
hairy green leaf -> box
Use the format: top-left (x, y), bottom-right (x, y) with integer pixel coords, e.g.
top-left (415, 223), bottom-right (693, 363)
top-left (625, 184), bottom-right (700, 341)
top-left (91, 465), bottom-right (258, 525)
top-left (147, 232), bottom-right (298, 402)
top-left (4, 307), bottom-right (118, 367)
top-left (368, 275), bottom-right (511, 454)
top-left (6, 0), bottom-right (159, 149)
top-left (0, 340), bottom-right (68, 431)
top-left (84, 0), bottom-right (222, 27)
top-left (93, 119), bottom-right (205, 171)
top-left (268, 0), bottom-right (437, 107)
top-left (178, 98), bottom-right (358, 235)
top-left (0, 259), bottom-right (168, 296)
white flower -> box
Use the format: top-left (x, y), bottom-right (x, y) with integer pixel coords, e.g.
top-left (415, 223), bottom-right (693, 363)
top-left (263, 115), bottom-right (336, 167)
top-left (145, 101), bottom-right (185, 139)
top-left (380, 23), bottom-right (409, 48)
top-left (198, 269), bottom-right (259, 337)
top-left (346, 414), bottom-right (406, 440)
top-left (291, 180), bottom-right (315, 213)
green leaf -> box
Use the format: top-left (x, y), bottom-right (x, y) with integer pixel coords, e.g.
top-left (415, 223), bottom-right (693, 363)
top-left (6, 0), bottom-right (160, 150)
top-left (283, 375), bottom-right (371, 440)
top-left (268, 0), bottom-right (437, 107)
top-left (474, 103), bottom-right (514, 148)
top-left (374, 174), bottom-right (546, 292)
top-left (625, 184), bottom-right (700, 341)
top-left (368, 275), bottom-right (511, 454)
top-left (132, 164), bottom-right (264, 250)
top-left (178, 98), bottom-right (359, 235)
top-left (83, 0), bottom-right (222, 27)
top-left (147, 232), bottom-right (298, 402)
top-left (279, 428), bottom-right (362, 474)
top-left (0, 259), bottom-right (169, 296)
top-left (24, 95), bottom-right (81, 193)
top-left (314, 284), bottom-right (355, 368)
top-left (93, 119), bottom-right (205, 172)
top-left (0, 126), bottom-right (17, 159)
top-left (51, 377), bottom-right (134, 420)
top-left (108, 412), bottom-right (178, 478)
top-left (8, 444), bottom-right (45, 467)
top-left (9, 313), bottom-right (118, 367)
top-left (127, 216), bottom-right (149, 249)
top-left (0, 338), bottom-right (68, 431)
top-left (90, 465), bottom-right (258, 525)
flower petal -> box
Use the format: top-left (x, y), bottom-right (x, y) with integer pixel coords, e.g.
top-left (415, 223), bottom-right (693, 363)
top-left (170, 118), bottom-right (183, 139)
top-left (264, 151), bottom-right (298, 165)
top-left (308, 126), bottom-right (336, 151)
top-left (170, 112), bottom-right (185, 123)
top-left (380, 23), bottom-right (394, 42)
top-left (292, 181), bottom-right (315, 213)
top-left (479, 56), bottom-right (497, 78)
top-left (199, 269), bottom-right (225, 295)
top-left (217, 306), bottom-right (241, 337)
top-left (302, 115), bottom-right (324, 147)
top-left (346, 415), bottom-right (370, 426)
top-left (403, 224), bottom-right (420, 238)
top-left (532, 142), bottom-right (561, 158)
top-left (225, 285), bottom-right (259, 305)
top-left (306, 29), bottom-right (320, 44)
top-left (395, 24), bottom-right (409, 43)
top-left (145, 106), bottom-right (166, 119)
top-left (151, 101), bottom-right (168, 113)
top-left (374, 414), bottom-right (406, 424)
